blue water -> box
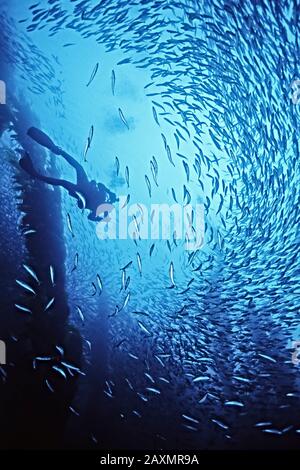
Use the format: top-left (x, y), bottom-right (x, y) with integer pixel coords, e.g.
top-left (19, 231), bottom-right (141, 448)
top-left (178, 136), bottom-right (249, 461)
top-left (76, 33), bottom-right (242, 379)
top-left (0, 0), bottom-right (299, 450)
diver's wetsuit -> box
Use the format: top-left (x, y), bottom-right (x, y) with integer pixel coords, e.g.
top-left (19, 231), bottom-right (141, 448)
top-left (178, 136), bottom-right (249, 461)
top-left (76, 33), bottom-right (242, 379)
top-left (19, 150), bottom-right (118, 221)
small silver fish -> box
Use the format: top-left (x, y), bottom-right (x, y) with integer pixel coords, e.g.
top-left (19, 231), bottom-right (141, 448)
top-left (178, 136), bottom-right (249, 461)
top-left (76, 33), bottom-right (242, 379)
top-left (120, 269), bottom-right (126, 291)
top-left (145, 175), bottom-right (152, 198)
top-left (161, 133), bottom-right (167, 150)
top-left (109, 305), bottom-right (119, 318)
top-left (152, 106), bottom-right (160, 126)
top-left (76, 306), bottom-right (85, 323)
top-left (45, 379), bottom-right (55, 393)
top-left (15, 304), bottom-right (32, 314)
top-left (146, 387), bottom-right (160, 395)
top-left (125, 378), bottom-right (134, 390)
top-left (22, 264), bottom-right (40, 284)
top-left (182, 414), bottom-right (199, 424)
top-left (75, 191), bottom-right (86, 210)
top-left (125, 275), bottom-right (130, 290)
top-left (56, 346), bottom-right (64, 356)
top-left (166, 145), bottom-right (175, 167)
top-left (155, 356), bottom-right (165, 367)
top-left (137, 392), bottom-right (148, 402)
top-left (121, 261), bottom-right (132, 270)
top-left (92, 282), bottom-right (97, 297)
top-left (86, 62), bottom-right (99, 87)
top-left (83, 137), bottom-right (90, 162)
top-left (16, 279), bottom-right (36, 295)
top-left (262, 429), bottom-right (282, 435)
top-left (128, 353), bottom-right (138, 360)
top-left (67, 213), bottom-right (74, 237)
top-left (193, 376), bottom-right (210, 383)
top-left (183, 185), bottom-right (191, 204)
top-left (258, 353), bottom-right (277, 363)
top-left (182, 161), bottom-right (190, 182)
top-left (145, 372), bottom-right (155, 383)
top-left (125, 166), bottom-right (129, 188)
top-left (115, 156), bottom-right (120, 176)
top-left (169, 262), bottom-right (175, 288)
top-left (122, 194), bottom-right (130, 208)
top-left (183, 424), bottom-right (198, 432)
top-left (89, 125), bottom-right (94, 143)
top-left (149, 243), bottom-right (155, 257)
top-left (118, 107), bottom-right (129, 130)
top-left (199, 394), bottom-right (208, 404)
top-left (136, 252), bottom-right (142, 276)
top-left (111, 69), bottom-right (116, 95)
top-left (233, 376), bottom-right (250, 383)
top-left (61, 361), bottom-right (84, 374)
top-left (52, 365), bottom-right (67, 380)
top-left (150, 160), bottom-right (158, 186)
top-left (23, 229), bottom-right (37, 236)
top-left (171, 188), bottom-right (178, 203)
top-left (44, 297), bottom-right (55, 312)
top-left (255, 422), bottom-right (272, 428)
top-left (133, 311), bottom-right (149, 316)
top-left (119, 292), bottom-right (130, 312)
top-left (71, 254), bottom-right (78, 273)
top-left (212, 419), bottom-right (229, 430)
top-left (132, 215), bottom-right (140, 235)
top-left (138, 321), bottom-right (152, 336)
top-left (225, 401), bottom-right (244, 407)
top-left (50, 265), bottom-right (55, 286)
top-left (36, 356), bottom-right (54, 362)
top-left (96, 274), bottom-right (103, 293)
top-left (69, 406), bottom-right (80, 416)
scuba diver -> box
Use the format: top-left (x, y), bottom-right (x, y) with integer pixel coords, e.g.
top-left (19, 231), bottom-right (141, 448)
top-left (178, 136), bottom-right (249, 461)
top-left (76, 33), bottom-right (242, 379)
top-left (19, 127), bottom-right (118, 221)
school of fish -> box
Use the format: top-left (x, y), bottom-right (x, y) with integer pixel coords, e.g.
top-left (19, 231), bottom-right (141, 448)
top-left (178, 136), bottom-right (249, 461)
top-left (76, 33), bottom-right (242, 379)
top-left (2, 0), bottom-right (300, 450)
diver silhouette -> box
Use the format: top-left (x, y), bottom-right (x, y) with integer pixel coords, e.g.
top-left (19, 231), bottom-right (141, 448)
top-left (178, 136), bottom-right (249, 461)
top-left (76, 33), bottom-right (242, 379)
top-left (19, 127), bottom-right (118, 221)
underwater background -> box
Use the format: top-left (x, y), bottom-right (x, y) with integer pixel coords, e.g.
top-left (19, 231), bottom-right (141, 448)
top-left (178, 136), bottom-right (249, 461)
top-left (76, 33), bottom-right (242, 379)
top-left (0, 0), bottom-right (299, 450)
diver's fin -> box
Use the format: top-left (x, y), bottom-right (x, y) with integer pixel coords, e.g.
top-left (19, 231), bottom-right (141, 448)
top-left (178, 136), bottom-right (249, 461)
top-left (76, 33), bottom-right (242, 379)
top-left (27, 127), bottom-right (60, 154)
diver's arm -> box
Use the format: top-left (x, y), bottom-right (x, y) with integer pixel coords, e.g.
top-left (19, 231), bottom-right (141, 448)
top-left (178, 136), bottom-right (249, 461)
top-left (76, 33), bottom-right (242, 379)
top-left (88, 211), bottom-right (104, 222)
top-left (105, 188), bottom-right (118, 203)
top-left (108, 191), bottom-right (119, 203)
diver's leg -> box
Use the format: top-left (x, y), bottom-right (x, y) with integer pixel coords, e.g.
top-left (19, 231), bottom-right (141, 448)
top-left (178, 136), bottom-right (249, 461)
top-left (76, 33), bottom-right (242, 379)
top-left (59, 150), bottom-right (89, 186)
top-left (26, 127), bottom-right (88, 184)
top-left (35, 174), bottom-right (78, 193)
top-left (19, 154), bottom-right (78, 193)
